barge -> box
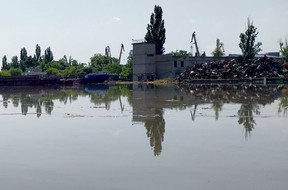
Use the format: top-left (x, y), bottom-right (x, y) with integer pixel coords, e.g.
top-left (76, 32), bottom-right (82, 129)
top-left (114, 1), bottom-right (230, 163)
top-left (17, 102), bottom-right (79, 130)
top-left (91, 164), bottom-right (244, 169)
top-left (0, 72), bottom-right (110, 86)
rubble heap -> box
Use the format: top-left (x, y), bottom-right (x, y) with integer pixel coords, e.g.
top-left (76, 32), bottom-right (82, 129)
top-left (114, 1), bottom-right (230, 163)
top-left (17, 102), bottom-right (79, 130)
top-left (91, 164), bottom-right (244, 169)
top-left (176, 57), bottom-right (287, 83)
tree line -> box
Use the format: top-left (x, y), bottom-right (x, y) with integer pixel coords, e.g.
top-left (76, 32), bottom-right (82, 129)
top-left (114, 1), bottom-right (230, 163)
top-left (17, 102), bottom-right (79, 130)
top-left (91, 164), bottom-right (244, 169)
top-left (145, 5), bottom-right (288, 62)
top-left (1, 44), bottom-right (133, 80)
top-left (2, 5), bottom-right (287, 79)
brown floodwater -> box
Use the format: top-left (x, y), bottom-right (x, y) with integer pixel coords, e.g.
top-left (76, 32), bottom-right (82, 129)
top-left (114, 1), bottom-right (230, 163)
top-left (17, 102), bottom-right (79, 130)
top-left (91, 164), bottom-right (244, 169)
top-left (0, 84), bottom-right (287, 190)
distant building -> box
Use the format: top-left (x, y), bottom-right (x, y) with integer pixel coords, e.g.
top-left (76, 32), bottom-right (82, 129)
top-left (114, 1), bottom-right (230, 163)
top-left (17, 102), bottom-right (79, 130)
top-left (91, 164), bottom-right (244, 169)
top-left (132, 42), bottom-right (281, 82)
top-left (23, 67), bottom-right (46, 76)
top-left (132, 43), bottom-right (237, 81)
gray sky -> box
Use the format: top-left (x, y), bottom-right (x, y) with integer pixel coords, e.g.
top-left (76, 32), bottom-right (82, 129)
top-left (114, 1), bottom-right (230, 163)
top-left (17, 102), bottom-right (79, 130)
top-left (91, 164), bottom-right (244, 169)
top-left (0, 0), bottom-right (287, 64)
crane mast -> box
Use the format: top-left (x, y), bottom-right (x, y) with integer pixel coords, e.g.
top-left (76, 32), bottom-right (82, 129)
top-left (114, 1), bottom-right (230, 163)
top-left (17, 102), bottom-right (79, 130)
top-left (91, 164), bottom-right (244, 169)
top-left (118, 44), bottom-right (125, 64)
top-left (105, 46), bottom-right (111, 57)
top-left (191, 32), bottom-right (200, 57)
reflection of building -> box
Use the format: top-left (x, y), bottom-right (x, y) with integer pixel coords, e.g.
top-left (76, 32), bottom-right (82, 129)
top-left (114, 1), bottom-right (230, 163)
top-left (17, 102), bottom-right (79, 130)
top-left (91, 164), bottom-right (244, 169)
top-left (132, 84), bottom-right (206, 156)
top-left (132, 84), bottom-right (204, 123)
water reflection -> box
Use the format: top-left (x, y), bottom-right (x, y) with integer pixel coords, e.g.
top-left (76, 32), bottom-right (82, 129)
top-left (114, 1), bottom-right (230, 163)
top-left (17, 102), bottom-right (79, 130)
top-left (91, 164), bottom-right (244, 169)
top-left (144, 108), bottom-right (165, 156)
top-left (0, 84), bottom-right (287, 156)
top-left (0, 85), bottom-right (132, 116)
top-left (279, 97), bottom-right (288, 116)
top-left (237, 102), bottom-right (260, 138)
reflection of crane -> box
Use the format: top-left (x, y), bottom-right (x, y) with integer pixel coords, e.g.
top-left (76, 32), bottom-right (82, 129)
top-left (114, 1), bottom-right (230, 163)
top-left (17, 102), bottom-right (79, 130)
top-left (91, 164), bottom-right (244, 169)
top-left (191, 32), bottom-right (200, 57)
top-left (105, 46), bottom-right (111, 57)
top-left (190, 104), bottom-right (197, 121)
top-left (118, 44), bottom-right (125, 64)
top-left (119, 96), bottom-right (124, 112)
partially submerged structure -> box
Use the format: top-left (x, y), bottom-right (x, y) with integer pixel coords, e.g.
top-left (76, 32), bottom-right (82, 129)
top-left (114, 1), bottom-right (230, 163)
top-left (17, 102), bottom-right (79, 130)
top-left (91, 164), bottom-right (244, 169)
top-left (132, 42), bottom-right (281, 82)
top-left (132, 42), bottom-right (236, 81)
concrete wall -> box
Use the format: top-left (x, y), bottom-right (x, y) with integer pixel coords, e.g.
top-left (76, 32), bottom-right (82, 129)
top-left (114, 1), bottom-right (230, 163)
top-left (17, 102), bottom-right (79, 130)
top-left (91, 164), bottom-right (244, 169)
top-left (132, 42), bottom-right (156, 81)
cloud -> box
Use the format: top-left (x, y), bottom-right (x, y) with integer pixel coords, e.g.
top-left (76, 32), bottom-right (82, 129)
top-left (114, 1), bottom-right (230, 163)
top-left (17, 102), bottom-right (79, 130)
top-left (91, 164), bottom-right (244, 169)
top-left (107, 17), bottom-right (121, 25)
top-left (112, 17), bottom-right (121, 22)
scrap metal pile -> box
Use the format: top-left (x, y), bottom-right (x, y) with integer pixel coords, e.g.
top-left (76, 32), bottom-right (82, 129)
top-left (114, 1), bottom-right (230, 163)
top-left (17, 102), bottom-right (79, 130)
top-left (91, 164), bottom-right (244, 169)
top-left (176, 57), bottom-right (288, 83)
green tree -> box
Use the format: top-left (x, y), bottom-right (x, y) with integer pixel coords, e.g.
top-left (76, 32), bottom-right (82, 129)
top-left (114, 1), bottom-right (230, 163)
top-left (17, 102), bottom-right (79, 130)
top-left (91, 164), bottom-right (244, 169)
top-left (0, 70), bottom-right (10, 76)
top-left (20, 48), bottom-right (27, 71)
top-left (9, 68), bottom-right (22, 76)
top-left (212, 38), bottom-right (225, 57)
top-left (46, 67), bottom-right (62, 76)
top-left (103, 62), bottom-right (122, 75)
top-left (2, 55), bottom-right (8, 70)
top-left (20, 48), bottom-right (28, 62)
top-left (145, 5), bottom-right (166, 55)
top-left (63, 66), bottom-right (77, 78)
top-left (26, 55), bottom-right (37, 68)
top-left (89, 54), bottom-right (117, 72)
top-left (171, 50), bottom-right (192, 58)
top-left (11, 56), bottom-right (19, 68)
top-left (280, 39), bottom-right (288, 62)
top-left (239, 19), bottom-right (262, 60)
top-left (35, 44), bottom-right (41, 63)
top-left (44, 47), bottom-right (54, 63)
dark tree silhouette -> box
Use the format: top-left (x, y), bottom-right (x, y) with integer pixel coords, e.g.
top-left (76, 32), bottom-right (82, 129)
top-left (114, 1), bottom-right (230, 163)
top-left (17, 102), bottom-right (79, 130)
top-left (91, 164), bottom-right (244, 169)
top-left (145, 5), bottom-right (166, 55)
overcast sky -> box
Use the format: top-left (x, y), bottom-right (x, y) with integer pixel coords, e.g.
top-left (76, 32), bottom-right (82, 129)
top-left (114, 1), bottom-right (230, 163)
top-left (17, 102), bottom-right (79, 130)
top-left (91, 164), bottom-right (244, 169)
top-left (0, 0), bottom-right (287, 64)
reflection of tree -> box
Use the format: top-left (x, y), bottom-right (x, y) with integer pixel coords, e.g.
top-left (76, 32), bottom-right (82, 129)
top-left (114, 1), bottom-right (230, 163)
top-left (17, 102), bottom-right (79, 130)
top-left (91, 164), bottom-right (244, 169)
top-left (43, 99), bottom-right (54, 115)
top-left (36, 103), bottom-right (42, 118)
top-left (90, 93), bottom-right (112, 110)
top-left (0, 85), bottom-right (133, 117)
top-left (21, 103), bottom-right (28, 115)
top-left (211, 100), bottom-right (224, 120)
top-left (278, 97), bottom-right (288, 117)
top-left (12, 96), bottom-right (20, 107)
top-left (238, 103), bottom-right (260, 138)
top-left (89, 85), bottom-right (133, 110)
top-left (3, 96), bottom-right (8, 108)
top-left (20, 95), bottom-right (33, 115)
top-left (57, 90), bottom-right (79, 105)
top-left (144, 109), bottom-right (165, 156)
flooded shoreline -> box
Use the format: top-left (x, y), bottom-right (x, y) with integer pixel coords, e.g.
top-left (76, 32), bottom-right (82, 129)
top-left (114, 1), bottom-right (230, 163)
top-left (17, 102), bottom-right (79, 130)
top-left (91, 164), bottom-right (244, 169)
top-left (0, 84), bottom-right (287, 190)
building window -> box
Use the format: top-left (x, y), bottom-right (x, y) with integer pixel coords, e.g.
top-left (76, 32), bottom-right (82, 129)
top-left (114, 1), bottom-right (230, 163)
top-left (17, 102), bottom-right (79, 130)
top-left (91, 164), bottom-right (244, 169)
top-left (174, 61), bottom-right (177, 67)
top-left (138, 76), bottom-right (142, 81)
top-left (181, 61), bottom-right (184, 67)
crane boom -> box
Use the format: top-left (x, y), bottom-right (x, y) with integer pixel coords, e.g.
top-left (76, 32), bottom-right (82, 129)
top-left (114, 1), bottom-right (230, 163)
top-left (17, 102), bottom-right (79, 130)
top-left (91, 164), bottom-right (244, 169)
top-left (191, 32), bottom-right (200, 57)
top-left (105, 46), bottom-right (111, 57)
top-left (118, 44), bottom-right (125, 64)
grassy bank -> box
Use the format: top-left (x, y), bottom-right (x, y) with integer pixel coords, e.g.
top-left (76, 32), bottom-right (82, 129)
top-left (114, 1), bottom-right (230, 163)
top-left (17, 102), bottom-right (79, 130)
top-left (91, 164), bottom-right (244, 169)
top-left (114, 78), bottom-right (175, 86)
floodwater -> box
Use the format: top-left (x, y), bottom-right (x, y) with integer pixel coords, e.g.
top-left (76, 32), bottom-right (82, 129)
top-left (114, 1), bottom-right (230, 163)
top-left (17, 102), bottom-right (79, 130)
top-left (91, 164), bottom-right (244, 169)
top-left (0, 84), bottom-right (287, 190)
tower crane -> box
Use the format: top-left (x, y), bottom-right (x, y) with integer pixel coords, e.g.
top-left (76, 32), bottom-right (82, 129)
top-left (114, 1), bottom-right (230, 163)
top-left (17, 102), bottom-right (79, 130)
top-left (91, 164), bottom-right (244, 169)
top-left (118, 44), bottom-right (125, 64)
top-left (191, 32), bottom-right (200, 57)
top-left (105, 46), bottom-right (111, 57)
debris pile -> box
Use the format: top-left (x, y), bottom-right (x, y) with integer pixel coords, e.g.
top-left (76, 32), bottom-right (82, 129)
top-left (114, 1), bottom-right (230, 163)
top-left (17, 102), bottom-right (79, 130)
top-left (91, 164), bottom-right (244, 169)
top-left (176, 57), bottom-right (287, 83)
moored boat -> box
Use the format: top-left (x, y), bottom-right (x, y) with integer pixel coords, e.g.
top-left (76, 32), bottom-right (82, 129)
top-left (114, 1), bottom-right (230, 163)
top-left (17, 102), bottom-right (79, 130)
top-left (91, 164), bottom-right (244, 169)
top-left (78, 73), bottom-right (109, 84)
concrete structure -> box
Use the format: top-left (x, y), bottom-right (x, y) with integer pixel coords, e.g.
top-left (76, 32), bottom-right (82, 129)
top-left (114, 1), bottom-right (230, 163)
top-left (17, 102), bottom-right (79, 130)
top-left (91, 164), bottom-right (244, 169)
top-left (132, 42), bottom-right (235, 81)
top-left (132, 42), bottom-right (280, 81)
top-left (132, 42), bottom-right (156, 81)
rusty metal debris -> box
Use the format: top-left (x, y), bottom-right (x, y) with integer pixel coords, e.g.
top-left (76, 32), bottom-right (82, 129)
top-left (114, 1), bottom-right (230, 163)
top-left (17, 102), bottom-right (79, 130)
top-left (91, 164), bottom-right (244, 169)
top-left (176, 57), bottom-right (288, 83)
